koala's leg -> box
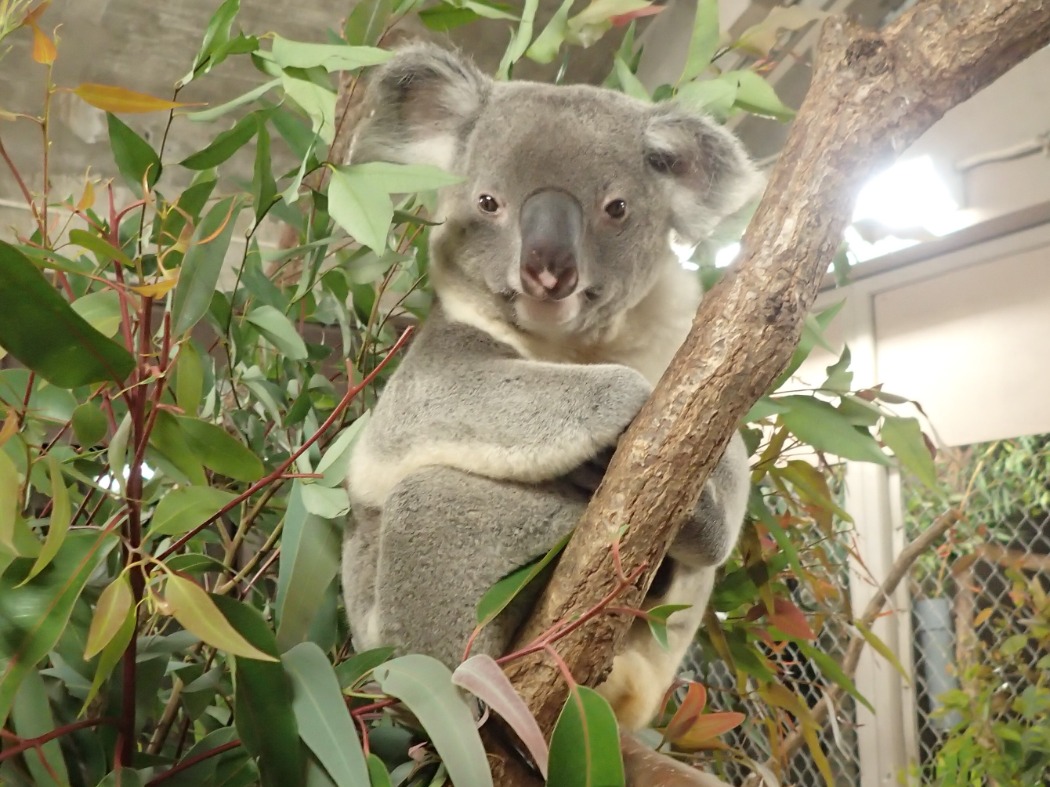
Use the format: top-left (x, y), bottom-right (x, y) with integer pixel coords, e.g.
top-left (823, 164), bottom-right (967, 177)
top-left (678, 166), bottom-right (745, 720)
top-left (598, 564), bottom-right (715, 729)
top-left (364, 466), bottom-right (587, 667)
top-left (598, 435), bottom-right (749, 729)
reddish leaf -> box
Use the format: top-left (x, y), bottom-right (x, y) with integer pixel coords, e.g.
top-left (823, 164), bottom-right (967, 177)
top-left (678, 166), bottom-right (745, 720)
top-left (669, 711), bottom-right (746, 751)
top-left (746, 598), bottom-right (817, 641)
top-left (610, 6), bottom-right (664, 26)
top-left (768, 598), bottom-right (816, 641)
top-left (662, 682), bottom-right (706, 742)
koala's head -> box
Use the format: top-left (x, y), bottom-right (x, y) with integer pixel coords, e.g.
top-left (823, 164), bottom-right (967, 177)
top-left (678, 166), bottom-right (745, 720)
top-left (351, 44), bottom-right (758, 340)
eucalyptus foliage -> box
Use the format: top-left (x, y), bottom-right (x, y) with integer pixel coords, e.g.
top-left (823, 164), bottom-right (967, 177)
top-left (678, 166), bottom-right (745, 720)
top-left (0, 2), bottom-right (941, 785)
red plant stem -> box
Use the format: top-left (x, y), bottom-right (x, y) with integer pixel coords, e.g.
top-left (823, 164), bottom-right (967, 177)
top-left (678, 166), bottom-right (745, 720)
top-left (349, 698), bottom-right (398, 718)
top-left (146, 740), bottom-right (241, 785)
top-left (115, 296), bottom-right (154, 767)
top-left (0, 135), bottom-right (45, 237)
top-left (0, 718), bottom-right (117, 763)
top-left (542, 644), bottom-right (577, 689)
top-left (238, 547), bottom-right (280, 599)
top-left (158, 326), bottom-right (414, 561)
top-left (496, 562), bottom-right (648, 667)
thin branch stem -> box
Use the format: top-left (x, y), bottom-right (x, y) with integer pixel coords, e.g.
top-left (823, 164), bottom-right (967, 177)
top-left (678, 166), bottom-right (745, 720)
top-left (158, 326), bottom-right (413, 561)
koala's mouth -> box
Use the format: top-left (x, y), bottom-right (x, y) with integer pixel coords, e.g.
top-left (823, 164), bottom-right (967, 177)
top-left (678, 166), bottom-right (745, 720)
top-left (499, 287), bottom-right (600, 333)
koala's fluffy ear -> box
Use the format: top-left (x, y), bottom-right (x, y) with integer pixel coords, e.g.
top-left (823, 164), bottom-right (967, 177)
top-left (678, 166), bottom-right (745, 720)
top-left (644, 106), bottom-right (763, 243)
top-left (350, 43), bottom-right (490, 171)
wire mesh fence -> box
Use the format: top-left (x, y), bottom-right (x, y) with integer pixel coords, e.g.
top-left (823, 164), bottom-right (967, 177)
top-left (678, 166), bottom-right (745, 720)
top-left (902, 434), bottom-right (1050, 784)
top-left (682, 513), bottom-right (863, 786)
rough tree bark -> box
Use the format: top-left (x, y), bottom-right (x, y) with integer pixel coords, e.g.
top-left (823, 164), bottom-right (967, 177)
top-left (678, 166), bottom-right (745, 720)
top-left (488, 0), bottom-right (1050, 783)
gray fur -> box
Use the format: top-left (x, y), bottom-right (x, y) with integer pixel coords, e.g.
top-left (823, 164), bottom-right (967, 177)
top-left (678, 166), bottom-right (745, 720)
top-left (343, 43), bottom-right (756, 730)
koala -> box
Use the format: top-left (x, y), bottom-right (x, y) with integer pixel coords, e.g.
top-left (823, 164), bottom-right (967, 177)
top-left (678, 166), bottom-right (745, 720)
top-left (342, 43), bottom-right (756, 733)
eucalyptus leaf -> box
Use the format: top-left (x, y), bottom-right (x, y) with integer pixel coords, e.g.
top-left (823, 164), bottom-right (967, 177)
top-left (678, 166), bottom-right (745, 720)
top-left (374, 655), bottom-right (494, 787)
top-left (0, 242), bottom-right (135, 387)
top-left (547, 685), bottom-right (625, 787)
top-left (283, 642), bottom-right (370, 787)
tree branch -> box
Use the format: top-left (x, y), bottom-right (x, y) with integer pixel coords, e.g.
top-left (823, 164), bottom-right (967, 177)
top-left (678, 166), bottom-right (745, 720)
top-left (493, 0), bottom-right (1050, 780)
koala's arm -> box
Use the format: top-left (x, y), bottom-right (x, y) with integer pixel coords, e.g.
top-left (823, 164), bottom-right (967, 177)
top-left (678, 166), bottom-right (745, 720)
top-left (351, 312), bottom-right (653, 497)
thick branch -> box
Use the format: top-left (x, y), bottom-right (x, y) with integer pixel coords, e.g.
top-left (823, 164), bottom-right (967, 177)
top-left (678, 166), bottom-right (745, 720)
top-left (500, 0), bottom-right (1050, 764)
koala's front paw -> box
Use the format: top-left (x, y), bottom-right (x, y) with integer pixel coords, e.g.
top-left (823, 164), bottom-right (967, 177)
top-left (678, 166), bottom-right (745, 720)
top-left (587, 365), bottom-right (652, 443)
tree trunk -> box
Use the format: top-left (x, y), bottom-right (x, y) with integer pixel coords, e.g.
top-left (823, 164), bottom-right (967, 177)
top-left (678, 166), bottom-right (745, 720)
top-left (490, 0), bottom-right (1050, 783)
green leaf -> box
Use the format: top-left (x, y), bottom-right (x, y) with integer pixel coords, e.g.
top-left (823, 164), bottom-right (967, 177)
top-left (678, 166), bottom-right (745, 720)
top-left (366, 754), bottom-right (393, 787)
top-left (328, 167), bottom-right (393, 253)
top-left (147, 410), bottom-right (207, 486)
top-left (281, 74), bottom-right (336, 145)
top-left (10, 671), bottom-right (70, 787)
top-left (179, 112), bottom-right (259, 170)
top-left (613, 56), bottom-right (649, 101)
top-left (95, 767), bottom-right (146, 787)
top-left (275, 483), bottom-right (340, 649)
top-left (822, 346), bottom-right (853, 392)
top-left (300, 484), bottom-right (350, 519)
top-left (107, 113), bottom-right (162, 194)
top-left (246, 305), bottom-right (308, 360)
top-left (374, 655), bottom-right (494, 787)
top-left (727, 69), bottom-right (795, 121)
top-left (0, 241), bottom-right (135, 387)
top-left (853, 619), bottom-right (910, 684)
top-left (172, 197), bottom-right (241, 335)
top-left (82, 605), bottom-right (135, 714)
top-left (526, 0), bottom-right (574, 63)
top-left (0, 531), bottom-right (115, 726)
top-left (211, 594), bottom-right (305, 787)
top-left (497, 0), bottom-right (538, 79)
top-left (68, 228), bottom-right (136, 268)
top-left (646, 603), bottom-right (692, 651)
top-left (22, 455), bottom-right (71, 582)
top-left (476, 531), bottom-right (570, 627)
top-left (72, 401), bottom-right (108, 446)
top-left (253, 117), bottom-right (277, 222)
top-left (72, 290), bottom-right (124, 339)
top-left (772, 301), bottom-right (844, 389)
top-left (547, 684), bottom-right (625, 787)
top-left (779, 396), bottom-right (890, 465)
top-left (345, 0), bottom-right (394, 45)
top-left (84, 574), bottom-right (134, 659)
top-left (676, 77), bottom-right (738, 119)
top-left (315, 413), bottom-right (370, 487)
top-left (679, 0), bottom-right (719, 84)
top-left (344, 161), bottom-right (464, 194)
top-left (282, 642), bottom-right (370, 787)
top-left (179, 415), bottom-right (265, 482)
top-left (418, 3), bottom-right (480, 31)
top-left (150, 486), bottom-right (236, 539)
top-left (182, 0), bottom-right (242, 84)
top-left (163, 573), bottom-right (277, 661)
top-left (174, 341), bottom-right (205, 416)
top-left (745, 396), bottom-right (788, 423)
top-left (335, 647), bottom-right (395, 690)
top-left (0, 451), bottom-right (21, 557)
top-left (881, 416), bottom-right (938, 490)
top-left (187, 79), bottom-right (281, 122)
top-left (269, 36), bottom-right (392, 72)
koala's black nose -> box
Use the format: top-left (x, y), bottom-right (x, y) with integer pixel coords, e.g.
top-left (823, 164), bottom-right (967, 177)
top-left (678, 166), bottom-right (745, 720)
top-left (519, 189), bottom-right (583, 301)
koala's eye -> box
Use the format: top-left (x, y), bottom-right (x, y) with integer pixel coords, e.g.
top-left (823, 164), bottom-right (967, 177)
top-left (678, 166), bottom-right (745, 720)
top-left (604, 199), bottom-right (627, 220)
top-left (478, 194), bottom-right (500, 214)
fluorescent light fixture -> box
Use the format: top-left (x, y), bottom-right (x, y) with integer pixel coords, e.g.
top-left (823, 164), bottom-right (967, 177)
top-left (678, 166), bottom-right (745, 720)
top-left (853, 156), bottom-right (961, 235)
